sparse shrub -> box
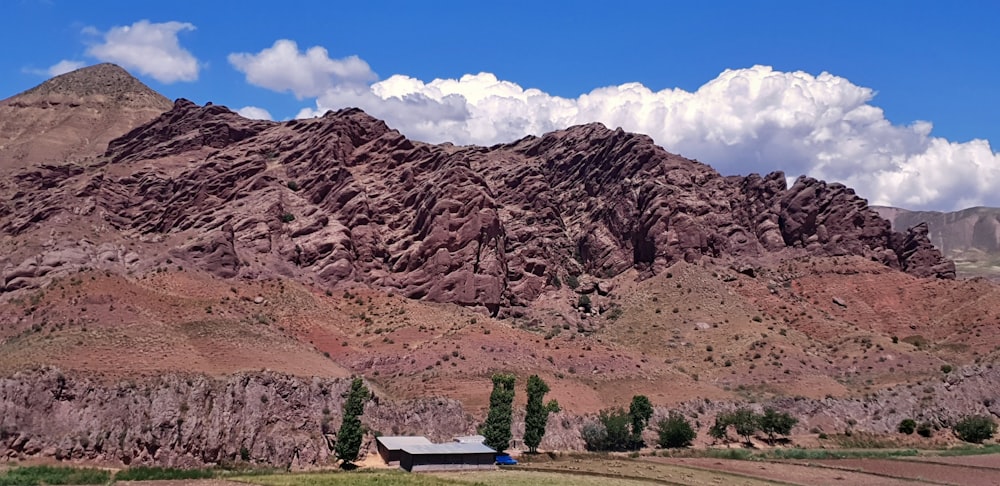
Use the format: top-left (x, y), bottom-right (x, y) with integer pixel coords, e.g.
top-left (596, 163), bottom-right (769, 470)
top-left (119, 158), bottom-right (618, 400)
top-left (287, 181), bottom-right (300, 191)
top-left (940, 364), bottom-right (953, 374)
top-left (898, 418), bottom-right (917, 435)
top-left (657, 411), bottom-right (696, 448)
top-left (953, 415), bottom-right (997, 444)
top-left (280, 212), bottom-right (295, 223)
top-left (916, 422), bottom-right (933, 438)
top-left (577, 294), bottom-right (592, 312)
top-left (565, 274), bottom-right (580, 289)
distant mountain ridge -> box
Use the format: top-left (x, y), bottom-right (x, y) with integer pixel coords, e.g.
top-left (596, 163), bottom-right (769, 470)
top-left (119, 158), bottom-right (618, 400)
top-left (872, 205), bottom-right (1000, 279)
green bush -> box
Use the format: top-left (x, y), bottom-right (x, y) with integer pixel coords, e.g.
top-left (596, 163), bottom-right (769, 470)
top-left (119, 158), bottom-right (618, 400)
top-left (576, 294), bottom-right (592, 313)
top-left (953, 415), bottom-right (997, 444)
top-left (286, 181), bottom-right (300, 191)
top-left (565, 274), bottom-right (580, 289)
top-left (656, 411), bottom-right (696, 448)
top-left (0, 466), bottom-right (110, 485)
top-left (898, 418), bottom-right (917, 435)
top-left (916, 422), bottom-right (933, 438)
top-left (280, 212), bottom-right (295, 223)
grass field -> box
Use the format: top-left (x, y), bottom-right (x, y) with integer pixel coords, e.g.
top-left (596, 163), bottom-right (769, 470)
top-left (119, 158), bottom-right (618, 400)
top-left (232, 469), bottom-right (655, 486)
top-left (0, 466), bottom-right (110, 486)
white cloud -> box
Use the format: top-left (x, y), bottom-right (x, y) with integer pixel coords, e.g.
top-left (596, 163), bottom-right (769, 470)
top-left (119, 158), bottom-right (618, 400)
top-left (236, 105), bottom-right (273, 120)
top-left (228, 40), bottom-right (376, 99)
top-left (232, 42), bottom-right (999, 211)
top-left (84, 20), bottom-right (199, 83)
top-left (47, 60), bottom-right (85, 76)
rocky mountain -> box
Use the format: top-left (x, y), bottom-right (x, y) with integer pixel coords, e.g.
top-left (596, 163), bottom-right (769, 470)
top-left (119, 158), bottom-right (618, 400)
top-left (874, 206), bottom-right (1000, 279)
top-left (2, 65), bottom-right (994, 468)
top-left (0, 63), bottom-right (171, 169)
top-left (1, 95), bottom-right (954, 314)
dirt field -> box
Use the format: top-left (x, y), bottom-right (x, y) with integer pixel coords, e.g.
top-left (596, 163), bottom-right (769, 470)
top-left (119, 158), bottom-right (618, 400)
top-left (901, 453), bottom-right (1000, 469)
top-left (811, 458), bottom-right (1000, 486)
top-left (647, 457), bottom-right (917, 486)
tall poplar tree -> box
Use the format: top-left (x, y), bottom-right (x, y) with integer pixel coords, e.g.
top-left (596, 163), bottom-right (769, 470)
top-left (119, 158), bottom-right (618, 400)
top-left (480, 373), bottom-right (516, 453)
top-left (523, 375), bottom-right (560, 453)
top-left (335, 377), bottom-right (369, 467)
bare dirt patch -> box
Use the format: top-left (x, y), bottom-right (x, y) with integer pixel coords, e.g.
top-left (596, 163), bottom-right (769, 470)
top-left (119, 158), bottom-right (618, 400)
top-left (812, 458), bottom-right (1000, 486)
top-left (901, 453), bottom-right (1000, 469)
top-left (647, 457), bottom-right (916, 486)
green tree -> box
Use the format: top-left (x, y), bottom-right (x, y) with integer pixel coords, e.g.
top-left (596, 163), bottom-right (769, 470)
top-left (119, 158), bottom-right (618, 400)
top-left (898, 418), bottom-right (917, 435)
top-left (730, 408), bottom-right (759, 446)
top-left (523, 375), bottom-right (560, 453)
top-left (581, 422), bottom-right (608, 451)
top-left (953, 415), bottom-right (997, 444)
top-left (481, 373), bottom-right (516, 453)
top-left (600, 408), bottom-right (634, 451)
top-left (758, 408), bottom-right (797, 443)
top-left (335, 377), bottom-right (369, 467)
top-left (656, 411), bottom-right (696, 448)
top-left (628, 395), bottom-right (654, 446)
top-left (709, 414), bottom-right (730, 443)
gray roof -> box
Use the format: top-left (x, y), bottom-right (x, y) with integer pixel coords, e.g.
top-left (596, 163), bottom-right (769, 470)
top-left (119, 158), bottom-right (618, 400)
top-left (376, 436), bottom-right (433, 450)
top-left (401, 442), bottom-right (496, 455)
top-left (453, 435), bottom-right (486, 443)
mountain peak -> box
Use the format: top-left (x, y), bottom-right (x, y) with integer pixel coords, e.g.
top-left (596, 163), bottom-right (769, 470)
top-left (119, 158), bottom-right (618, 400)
top-left (0, 64), bottom-right (172, 168)
top-left (8, 63), bottom-right (170, 109)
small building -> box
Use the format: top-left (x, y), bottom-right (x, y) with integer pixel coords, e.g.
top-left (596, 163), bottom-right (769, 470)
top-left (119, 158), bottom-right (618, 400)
top-left (375, 436), bottom-right (433, 465)
top-left (453, 435), bottom-right (486, 444)
top-left (399, 442), bottom-right (497, 472)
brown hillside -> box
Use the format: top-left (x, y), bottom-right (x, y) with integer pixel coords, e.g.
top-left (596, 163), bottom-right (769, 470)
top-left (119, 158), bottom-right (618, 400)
top-left (0, 63), bottom-right (171, 169)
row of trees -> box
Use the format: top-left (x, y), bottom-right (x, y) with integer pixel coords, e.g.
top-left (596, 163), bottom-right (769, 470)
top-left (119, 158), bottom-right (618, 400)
top-left (581, 396), bottom-right (654, 451)
top-left (710, 408), bottom-right (798, 445)
top-left (481, 373), bottom-right (560, 453)
top-left (582, 404), bottom-right (799, 451)
top-left (899, 415), bottom-right (997, 443)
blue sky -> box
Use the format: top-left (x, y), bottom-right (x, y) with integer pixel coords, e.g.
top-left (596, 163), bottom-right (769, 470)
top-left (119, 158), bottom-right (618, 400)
top-left (3, 0), bottom-right (999, 210)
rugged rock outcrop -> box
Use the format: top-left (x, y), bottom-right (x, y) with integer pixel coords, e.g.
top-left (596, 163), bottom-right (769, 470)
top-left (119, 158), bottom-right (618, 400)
top-left (0, 369), bottom-right (473, 467)
top-left (0, 98), bottom-right (954, 311)
top-left (3, 365), bottom-right (999, 466)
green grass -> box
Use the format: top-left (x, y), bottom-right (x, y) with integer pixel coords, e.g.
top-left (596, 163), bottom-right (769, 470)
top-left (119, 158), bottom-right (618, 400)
top-left (114, 466), bottom-right (215, 481)
top-left (0, 466), bottom-right (110, 486)
top-left (767, 448), bottom-right (919, 460)
top-left (931, 444), bottom-right (1000, 457)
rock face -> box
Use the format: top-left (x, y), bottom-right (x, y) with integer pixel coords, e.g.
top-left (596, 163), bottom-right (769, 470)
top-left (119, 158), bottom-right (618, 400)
top-left (0, 98), bottom-right (954, 309)
top-left (4, 365), bottom-right (1000, 466)
top-left (0, 63), bottom-right (172, 169)
top-left (0, 369), bottom-right (473, 467)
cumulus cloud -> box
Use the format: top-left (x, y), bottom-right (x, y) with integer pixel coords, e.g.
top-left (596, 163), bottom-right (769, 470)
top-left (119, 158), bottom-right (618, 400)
top-left (236, 106), bottom-right (273, 120)
top-left (228, 40), bottom-right (376, 99)
top-left (47, 60), bottom-right (85, 76)
top-left (84, 20), bottom-right (199, 83)
top-left (232, 42), bottom-right (999, 211)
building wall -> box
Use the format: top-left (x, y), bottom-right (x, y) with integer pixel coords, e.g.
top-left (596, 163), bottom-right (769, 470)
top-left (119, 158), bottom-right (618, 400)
top-left (400, 452), bottom-right (495, 472)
